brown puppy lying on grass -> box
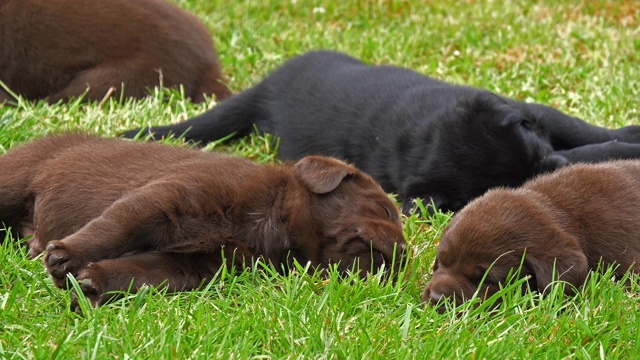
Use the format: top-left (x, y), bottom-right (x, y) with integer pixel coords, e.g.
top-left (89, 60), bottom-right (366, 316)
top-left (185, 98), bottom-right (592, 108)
top-left (0, 134), bottom-right (406, 307)
top-left (423, 160), bottom-right (640, 312)
top-left (0, 0), bottom-right (231, 103)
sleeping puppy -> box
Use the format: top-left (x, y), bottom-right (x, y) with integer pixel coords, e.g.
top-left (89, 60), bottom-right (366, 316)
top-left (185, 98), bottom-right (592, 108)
top-left (122, 51), bottom-right (640, 213)
top-left (0, 0), bottom-right (231, 103)
top-left (423, 160), bottom-right (640, 312)
top-left (0, 134), bottom-right (405, 306)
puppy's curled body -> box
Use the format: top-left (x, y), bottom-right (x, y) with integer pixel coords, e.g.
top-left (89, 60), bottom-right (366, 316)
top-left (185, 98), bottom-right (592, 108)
top-left (423, 160), bottom-right (640, 311)
top-left (0, 134), bottom-right (406, 306)
top-left (0, 0), bottom-right (231, 103)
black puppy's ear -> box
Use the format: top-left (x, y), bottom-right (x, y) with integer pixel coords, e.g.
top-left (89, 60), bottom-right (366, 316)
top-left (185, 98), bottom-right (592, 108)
top-left (295, 156), bottom-right (356, 194)
top-left (524, 233), bottom-right (589, 295)
top-left (500, 113), bottom-right (538, 130)
top-left (465, 92), bottom-right (540, 131)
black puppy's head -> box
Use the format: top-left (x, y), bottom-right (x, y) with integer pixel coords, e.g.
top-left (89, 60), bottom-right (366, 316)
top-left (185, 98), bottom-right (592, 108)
top-left (401, 92), bottom-right (568, 214)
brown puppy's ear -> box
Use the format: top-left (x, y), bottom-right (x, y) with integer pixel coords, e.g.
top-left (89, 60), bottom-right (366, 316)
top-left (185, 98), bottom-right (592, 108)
top-left (295, 156), bottom-right (356, 194)
top-left (525, 233), bottom-right (589, 295)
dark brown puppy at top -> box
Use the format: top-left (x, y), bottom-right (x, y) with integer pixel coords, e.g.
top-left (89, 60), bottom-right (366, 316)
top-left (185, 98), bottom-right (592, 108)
top-left (0, 134), bottom-right (406, 307)
top-left (123, 51), bottom-right (640, 214)
top-left (423, 160), bottom-right (640, 312)
top-left (0, 0), bottom-right (231, 103)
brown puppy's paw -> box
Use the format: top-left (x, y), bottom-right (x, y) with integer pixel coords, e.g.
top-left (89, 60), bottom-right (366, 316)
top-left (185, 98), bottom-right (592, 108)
top-left (69, 277), bottom-right (104, 313)
top-left (71, 263), bottom-right (123, 312)
top-left (44, 241), bottom-right (83, 288)
top-left (69, 278), bottom-right (98, 313)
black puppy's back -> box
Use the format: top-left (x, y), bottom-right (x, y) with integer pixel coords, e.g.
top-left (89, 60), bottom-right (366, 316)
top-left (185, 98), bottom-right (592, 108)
top-left (124, 51), bottom-right (471, 156)
top-left (123, 52), bottom-right (510, 176)
top-left (123, 51), bottom-right (640, 212)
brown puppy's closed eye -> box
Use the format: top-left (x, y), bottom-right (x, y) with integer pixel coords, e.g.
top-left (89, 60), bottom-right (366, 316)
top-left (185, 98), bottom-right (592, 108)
top-left (423, 160), bottom-right (640, 312)
top-left (0, 134), bottom-right (406, 307)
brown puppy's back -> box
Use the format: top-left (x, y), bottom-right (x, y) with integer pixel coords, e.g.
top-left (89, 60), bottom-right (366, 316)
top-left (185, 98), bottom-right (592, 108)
top-left (0, 134), bottom-right (254, 242)
top-left (0, 0), bottom-right (231, 103)
top-left (525, 161), bottom-right (640, 272)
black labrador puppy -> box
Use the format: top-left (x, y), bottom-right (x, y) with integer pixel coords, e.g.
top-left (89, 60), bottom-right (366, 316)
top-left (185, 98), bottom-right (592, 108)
top-left (123, 51), bottom-right (640, 213)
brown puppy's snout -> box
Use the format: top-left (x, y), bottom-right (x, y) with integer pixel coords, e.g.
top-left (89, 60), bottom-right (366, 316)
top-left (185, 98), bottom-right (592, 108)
top-left (422, 283), bottom-right (443, 305)
top-left (422, 274), bottom-right (463, 308)
top-left (356, 221), bottom-right (407, 275)
top-left (327, 221), bottom-right (406, 279)
top-left (368, 242), bottom-right (405, 274)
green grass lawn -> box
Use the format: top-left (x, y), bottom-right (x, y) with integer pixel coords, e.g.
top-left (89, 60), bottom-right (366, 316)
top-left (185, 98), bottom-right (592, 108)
top-left (1, 0), bottom-right (639, 358)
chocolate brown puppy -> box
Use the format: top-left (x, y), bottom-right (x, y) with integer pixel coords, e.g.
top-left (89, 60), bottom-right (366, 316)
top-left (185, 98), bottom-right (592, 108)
top-left (423, 160), bottom-right (640, 311)
top-left (0, 134), bottom-right (405, 306)
top-left (0, 0), bottom-right (231, 103)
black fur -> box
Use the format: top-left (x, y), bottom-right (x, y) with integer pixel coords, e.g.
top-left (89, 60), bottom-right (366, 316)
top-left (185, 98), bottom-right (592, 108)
top-left (123, 51), bottom-right (640, 213)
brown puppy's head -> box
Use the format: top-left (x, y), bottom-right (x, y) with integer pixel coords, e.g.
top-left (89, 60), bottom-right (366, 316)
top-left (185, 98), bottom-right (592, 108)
top-left (290, 156), bottom-right (407, 279)
top-left (422, 188), bottom-right (589, 312)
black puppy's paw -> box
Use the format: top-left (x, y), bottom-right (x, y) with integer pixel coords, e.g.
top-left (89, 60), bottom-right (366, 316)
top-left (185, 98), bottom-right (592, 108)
top-left (44, 241), bottom-right (84, 288)
top-left (613, 126), bottom-right (640, 143)
top-left (538, 153), bottom-right (569, 171)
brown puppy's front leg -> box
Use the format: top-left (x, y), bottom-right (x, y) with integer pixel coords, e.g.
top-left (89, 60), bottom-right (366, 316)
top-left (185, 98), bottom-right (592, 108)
top-left (44, 180), bottom-right (230, 288)
top-left (71, 251), bottom-right (241, 308)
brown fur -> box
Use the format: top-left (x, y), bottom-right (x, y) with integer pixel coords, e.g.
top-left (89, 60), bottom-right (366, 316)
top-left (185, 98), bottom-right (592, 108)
top-left (0, 134), bottom-right (406, 306)
top-left (0, 0), bottom-right (232, 103)
top-left (423, 160), bottom-right (640, 311)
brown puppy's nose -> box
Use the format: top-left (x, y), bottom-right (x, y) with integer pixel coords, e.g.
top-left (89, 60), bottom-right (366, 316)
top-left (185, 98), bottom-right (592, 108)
top-left (422, 284), bottom-right (446, 306)
top-left (427, 288), bottom-right (444, 304)
top-left (422, 274), bottom-right (460, 308)
top-left (422, 284), bottom-right (450, 314)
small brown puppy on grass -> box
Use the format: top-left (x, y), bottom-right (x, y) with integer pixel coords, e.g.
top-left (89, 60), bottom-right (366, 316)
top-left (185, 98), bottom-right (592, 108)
top-left (0, 0), bottom-right (232, 103)
top-left (423, 160), bottom-right (640, 312)
top-left (0, 134), bottom-right (406, 307)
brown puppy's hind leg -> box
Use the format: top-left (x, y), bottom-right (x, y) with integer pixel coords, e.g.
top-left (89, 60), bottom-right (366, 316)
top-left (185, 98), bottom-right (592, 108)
top-left (0, 144), bottom-right (41, 245)
top-left (0, 135), bottom-right (92, 253)
top-left (47, 62), bottom-right (156, 103)
top-left (49, 60), bottom-right (233, 103)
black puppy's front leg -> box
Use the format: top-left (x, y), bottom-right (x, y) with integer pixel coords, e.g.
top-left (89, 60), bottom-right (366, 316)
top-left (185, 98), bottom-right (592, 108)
top-left (553, 141), bottom-right (640, 163)
top-left (528, 103), bottom-right (640, 148)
